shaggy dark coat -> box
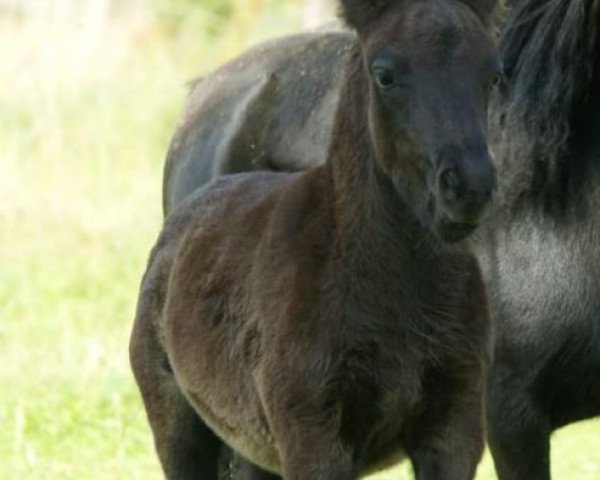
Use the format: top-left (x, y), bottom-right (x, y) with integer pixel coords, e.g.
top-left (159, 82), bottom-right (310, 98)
top-left (131, 0), bottom-right (500, 479)
top-left (479, 1), bottom-right (600, 479)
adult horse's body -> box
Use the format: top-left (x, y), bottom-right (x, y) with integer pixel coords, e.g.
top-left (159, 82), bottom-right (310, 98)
top-left (481, 1), bottom-right (600, 479)
top-left (162, 27), bottom-right (353, 215)
top-left (131, 0), bottom-right (500, 479)
top-left (161, 1), bottom-right (600, 479)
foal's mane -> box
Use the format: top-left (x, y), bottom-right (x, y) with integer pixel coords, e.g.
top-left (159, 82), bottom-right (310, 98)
top-left (495, 0), bottom-right (600, 172)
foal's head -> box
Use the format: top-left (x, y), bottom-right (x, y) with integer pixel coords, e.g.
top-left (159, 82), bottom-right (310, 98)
top-left (342, 0), bottom-right (500, 241)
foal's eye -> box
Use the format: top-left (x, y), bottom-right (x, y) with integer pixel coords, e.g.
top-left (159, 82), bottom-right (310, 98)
top-left (373, 67), bottom-right (396, 90)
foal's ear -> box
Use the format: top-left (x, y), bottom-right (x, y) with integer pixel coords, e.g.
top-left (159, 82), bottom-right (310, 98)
top-left (339, 0), bottom-right (394, 33)
top-left (461, 0), bottom-right (499, 26)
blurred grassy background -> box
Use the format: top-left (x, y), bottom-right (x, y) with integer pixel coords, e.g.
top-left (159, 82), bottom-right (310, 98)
top-left (0, 0), bottom-right (597, 479)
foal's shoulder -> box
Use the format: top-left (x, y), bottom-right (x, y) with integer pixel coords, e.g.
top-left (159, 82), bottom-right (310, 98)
top-left (157, 171), bottom-right (304, 254)
top-left (153, 168), bottom-right (330, 281)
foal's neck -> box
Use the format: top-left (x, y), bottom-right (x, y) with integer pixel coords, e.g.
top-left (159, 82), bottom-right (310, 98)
top-left (325, 47), bottom-right (443, 263)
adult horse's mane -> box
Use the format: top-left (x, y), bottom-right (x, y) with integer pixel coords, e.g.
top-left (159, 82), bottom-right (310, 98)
top-left (495, 0), bottom-right (600, 210)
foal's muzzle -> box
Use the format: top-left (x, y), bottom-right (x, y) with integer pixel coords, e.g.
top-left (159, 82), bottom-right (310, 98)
top-left (434, 147), bottom-right (497, 240)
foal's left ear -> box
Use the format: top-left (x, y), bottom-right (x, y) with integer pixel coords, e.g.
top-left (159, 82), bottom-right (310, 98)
top-left (339, 0), bottom-right (394, 33)
top-left (461, 0), bottom-right (499, 26)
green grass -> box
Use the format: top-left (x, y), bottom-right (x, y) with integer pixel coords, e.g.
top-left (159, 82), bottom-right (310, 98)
top-left (0, 2), bottom-right (599, 479)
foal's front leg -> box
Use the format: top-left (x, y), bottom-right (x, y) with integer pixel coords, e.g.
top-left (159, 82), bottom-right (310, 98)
top-left (266, 393), bottom-right (354, 480)
top-left (278, 426), bottom-right (354, 480)
top-left (407, 378), bottom-right (485, 480)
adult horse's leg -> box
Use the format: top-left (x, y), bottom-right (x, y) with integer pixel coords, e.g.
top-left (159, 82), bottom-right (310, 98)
top-left (220, 449), bottom-right (281, 480)
top-left (487, 368), bottom-right (551, 480)
top-left (234, 453), bottom-right (281, 480)
top-left (130, 274), bottom-right (223, 480)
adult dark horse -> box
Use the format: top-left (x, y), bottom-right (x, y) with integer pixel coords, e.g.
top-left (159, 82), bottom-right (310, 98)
top-left (480, 0), bottom-right (600, 479)
top-left (162, 27), bottom-right (353, 215)
top-left (131, 0), bottom-right (501, 479)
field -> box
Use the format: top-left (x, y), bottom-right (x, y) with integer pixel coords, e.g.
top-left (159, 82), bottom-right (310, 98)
top-left (0, 1), bottom-right (598, 478)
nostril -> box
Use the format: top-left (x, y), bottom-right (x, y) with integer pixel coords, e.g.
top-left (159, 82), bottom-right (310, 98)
top-left (439, 167), bottom-right (461, 202)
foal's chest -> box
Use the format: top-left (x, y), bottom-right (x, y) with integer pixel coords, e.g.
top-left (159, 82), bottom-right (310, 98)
top-left (337, 276), bottom-right (470, 464)
top-left (337, 334), bottom-right (429, 460)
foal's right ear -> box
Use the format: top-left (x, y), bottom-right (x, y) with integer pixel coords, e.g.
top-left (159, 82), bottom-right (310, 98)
top-left (339, 0), bottom-right (394, 33)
